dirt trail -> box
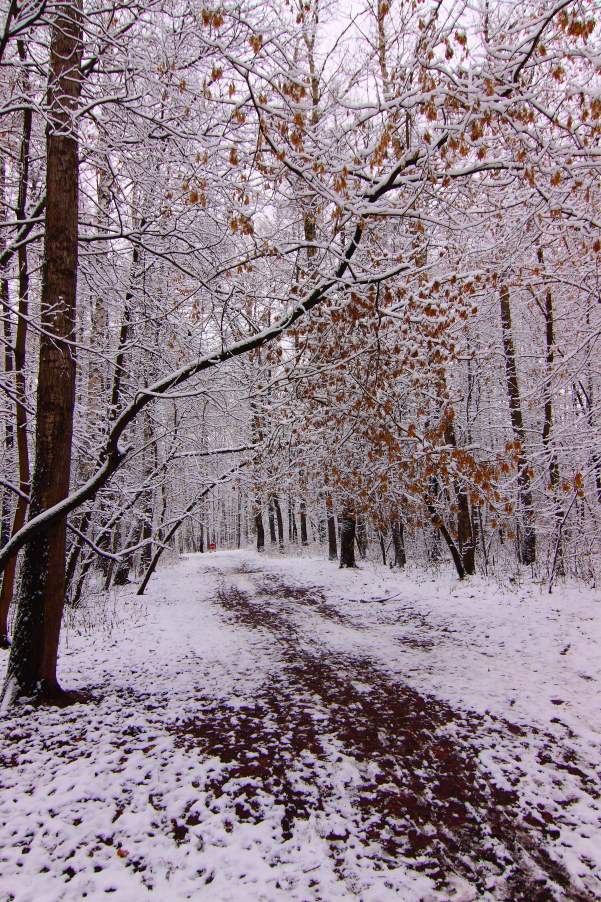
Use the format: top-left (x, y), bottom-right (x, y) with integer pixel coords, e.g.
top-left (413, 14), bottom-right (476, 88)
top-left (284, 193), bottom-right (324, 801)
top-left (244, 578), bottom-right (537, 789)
top-left (173, 563), bottom-right (597, 902)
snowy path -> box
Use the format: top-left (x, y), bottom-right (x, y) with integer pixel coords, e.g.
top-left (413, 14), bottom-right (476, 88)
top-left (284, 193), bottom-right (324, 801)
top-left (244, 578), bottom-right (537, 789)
top-left (1, 550), bottom-right (600, 901)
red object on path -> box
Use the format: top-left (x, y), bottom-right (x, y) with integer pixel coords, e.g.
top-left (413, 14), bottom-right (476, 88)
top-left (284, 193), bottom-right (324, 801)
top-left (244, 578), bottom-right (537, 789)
top-left (209, 543), bottom-right (216, 552)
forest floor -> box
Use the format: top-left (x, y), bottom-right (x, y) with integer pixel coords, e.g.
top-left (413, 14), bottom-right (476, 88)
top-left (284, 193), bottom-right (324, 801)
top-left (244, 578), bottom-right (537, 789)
top-left (0, 550), bottom-right (600, 902)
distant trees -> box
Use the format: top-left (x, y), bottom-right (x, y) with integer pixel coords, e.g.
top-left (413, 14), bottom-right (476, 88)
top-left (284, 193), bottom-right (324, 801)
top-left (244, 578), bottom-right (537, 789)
top-left (251, 0), bottom-right (601, 579)
top-left (0, 0), bottom-right (599, 704)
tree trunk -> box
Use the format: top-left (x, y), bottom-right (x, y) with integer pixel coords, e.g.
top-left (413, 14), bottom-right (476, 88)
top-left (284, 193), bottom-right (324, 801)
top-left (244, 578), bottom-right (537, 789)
top-left (273, 494), bottom-right (284, 548)
top-left (255, 506), bottom-right (265, 552)
top-left (138, 411), bottom-right (155, 573)
top-left (0, 161), bottom-right (14, 647)
top-left (499, 285), bottom-right (536, 565)
top-left (326, 493), bottom-right (337, 561)
top-left (379, 532), bottom-right (387, 565)
top-left (0, 269), bottom-right (13, 555)
top-left (539, 253), bottom-right (559, 494)
top-left (538, 247), bottom-right (563, 571)
top-left (236, 493), bottom-right (242, 549)
top-left (456, 484), bottom-right (476, 575)
top-left (3, 1), bottom-right (82, 704)
top-left (288, 495), bottom-right (298, 543)
top-left (441, 404), bottom-right (476, 576)
top-left (268, 497), bottom-right (276, 544)
top-left (103, 516), bottom-right (136, 589)
top-left (390, 518), bottom-right (406, 568)
top-left (299, 500), bottom-right (308, 546)
top-left (339, 509), bottom-right (357, 568)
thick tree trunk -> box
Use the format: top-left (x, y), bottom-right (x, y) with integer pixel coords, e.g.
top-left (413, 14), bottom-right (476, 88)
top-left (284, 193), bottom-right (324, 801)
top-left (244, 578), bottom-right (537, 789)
top-left (390, 518), bottom-right (406, 568)
top-left (255, 506), bottom-right (265, 552)
top-left (326, 493), bottom-right (337, 561)
top-left (499, 286), bottom-right (536, 565)
top-left (3, 1), bottom-right (82, 704)
top-left (339, 509), bottom-right (357, 568)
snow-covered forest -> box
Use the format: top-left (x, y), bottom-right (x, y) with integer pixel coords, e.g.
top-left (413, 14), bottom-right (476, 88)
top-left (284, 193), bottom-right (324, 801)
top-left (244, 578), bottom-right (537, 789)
top-left (0, 0), bottom-right (600, 897)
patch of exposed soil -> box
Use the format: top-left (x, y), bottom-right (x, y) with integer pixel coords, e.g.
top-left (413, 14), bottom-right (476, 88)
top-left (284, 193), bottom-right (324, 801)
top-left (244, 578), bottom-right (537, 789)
top-left (258, 572), bottom-right (351, 626)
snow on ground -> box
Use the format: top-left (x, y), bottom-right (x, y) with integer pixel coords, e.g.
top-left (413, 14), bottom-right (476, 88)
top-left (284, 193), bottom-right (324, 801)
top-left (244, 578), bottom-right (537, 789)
top-left (1, 549), bottom-right (600, 901)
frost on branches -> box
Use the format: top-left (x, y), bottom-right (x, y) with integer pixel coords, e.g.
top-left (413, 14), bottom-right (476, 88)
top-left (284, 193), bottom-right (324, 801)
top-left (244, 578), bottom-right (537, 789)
top-left (0, 0), bottom-right (599, 703)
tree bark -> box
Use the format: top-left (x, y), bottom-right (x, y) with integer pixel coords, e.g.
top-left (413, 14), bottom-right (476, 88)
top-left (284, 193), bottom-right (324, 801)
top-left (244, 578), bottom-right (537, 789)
top-left (390, 518), bottom-right (406, 568)
top-left (273, 494), bottom-right (284, 548)
top-left (299, 500), bottom-right (308, 546)
top-left (0, 267), bottom-right (13, 556)
top-left (539, 254), bottom-right (559, 494)
top-left (456, 483), bottom-right (475, 575)
top-left (326, 493), bottom-right (337, 561)
top-left (255, 505), bottom-right (265, 552)
top-left (499, 285), bottom-right (536, 565)
top-left (3, 1), bottom-right (82, 704)
top-left (339, 508), bottom-right (357, 568)
top-left (288, 495), bottom-right (298, 543)
top-left (138, 411), bottom-right (155, 573)
top-left (378, 532), bottom-right (387, 565)
top-left (538, 247), bottom-right (563, 570)
top-left (268, 497), bottom-right (276, 544)
top-left (442, 404), bottom-right (476, 576)
top-left (0, 159), bottom-right (14, 646)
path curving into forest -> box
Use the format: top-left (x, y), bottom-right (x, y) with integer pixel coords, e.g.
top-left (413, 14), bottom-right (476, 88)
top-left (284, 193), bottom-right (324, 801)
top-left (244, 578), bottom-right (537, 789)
top-left (174, 560), bottom-right (597, 902)
top-left (1, 550), bottom-right (599, 901)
